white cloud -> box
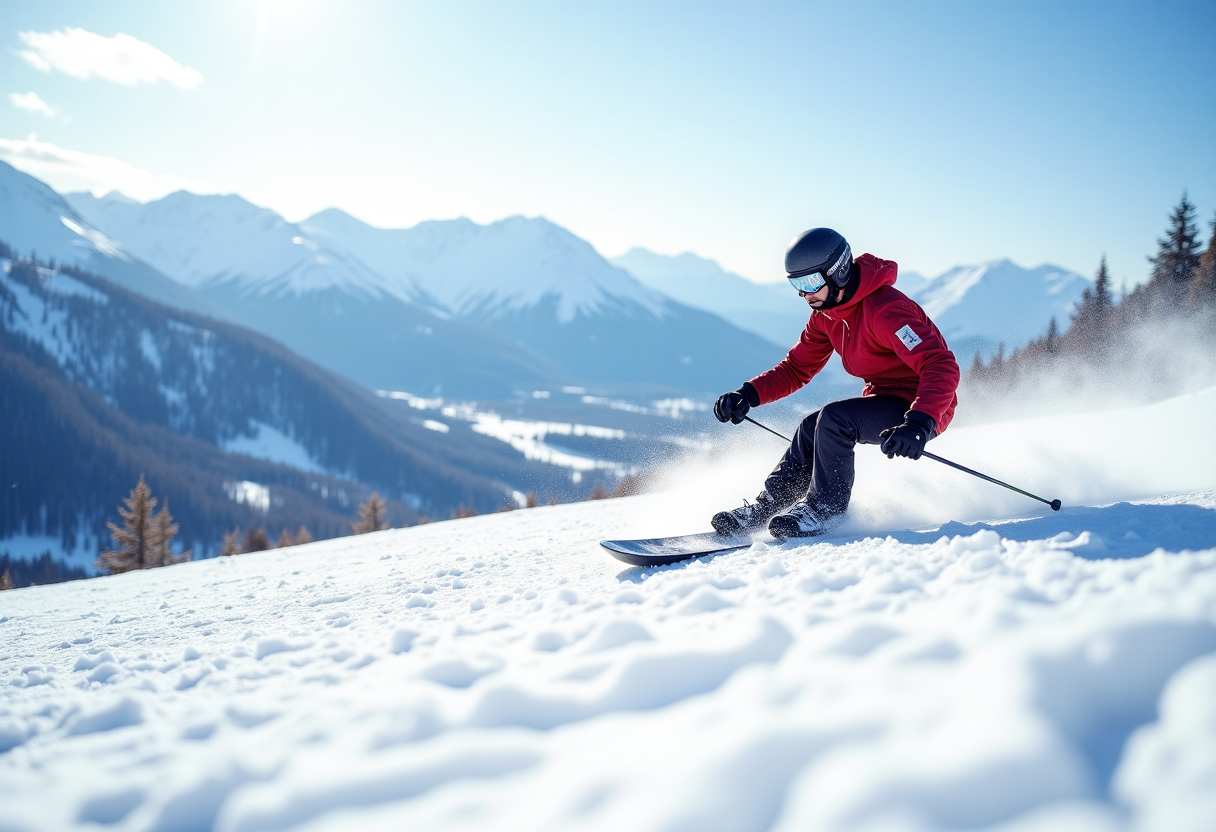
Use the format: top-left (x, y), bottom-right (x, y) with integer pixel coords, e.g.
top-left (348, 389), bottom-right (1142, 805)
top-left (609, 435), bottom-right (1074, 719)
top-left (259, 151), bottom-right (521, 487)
top-left (8, 91), bottom-right (58, 117)
top-left (17, 27), bottom-right (204, 89)
top-left (0, 134), bottom-right (206, 202)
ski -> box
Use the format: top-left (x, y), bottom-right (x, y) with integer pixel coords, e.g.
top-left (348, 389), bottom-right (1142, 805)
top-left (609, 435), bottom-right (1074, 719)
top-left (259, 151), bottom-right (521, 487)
top-left (600, 531), bottom-right (764, 566)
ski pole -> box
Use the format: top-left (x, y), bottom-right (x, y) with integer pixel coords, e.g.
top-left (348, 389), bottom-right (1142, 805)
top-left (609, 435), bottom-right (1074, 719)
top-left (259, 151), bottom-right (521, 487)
top-left (742, 415), bottom-right (1061, 511)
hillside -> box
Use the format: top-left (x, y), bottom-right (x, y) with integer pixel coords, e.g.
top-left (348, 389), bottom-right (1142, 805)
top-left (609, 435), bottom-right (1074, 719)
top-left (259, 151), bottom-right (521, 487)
top-left (1, 387), bottom-right (1214, 830)
top-left (0, 251), bottom-right (594, 572)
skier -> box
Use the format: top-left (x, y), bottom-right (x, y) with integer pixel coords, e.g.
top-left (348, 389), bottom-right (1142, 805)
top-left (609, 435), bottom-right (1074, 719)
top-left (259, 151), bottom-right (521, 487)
top-left (712, 228), bottom-right (960, 538)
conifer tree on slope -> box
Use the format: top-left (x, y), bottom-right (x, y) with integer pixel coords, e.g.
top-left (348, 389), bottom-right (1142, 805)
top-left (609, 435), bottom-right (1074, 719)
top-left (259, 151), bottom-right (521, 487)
top-left (151, 501), bottom-right (190, 566)
top-left (244, 528), bottom-right (271, 553)
top-left (1187, 211), bottom-right (1216, 309)
top-left (1069, 256), bottom-right (1114, 349)
top-left (97, 475), bottom-right (159, 574)
top-left (221, 528), bottom-right (242, 556)
top-left (1148, 192), bottom-right (1202, 306)
top-left (353, 492), bottom-right (389, 534)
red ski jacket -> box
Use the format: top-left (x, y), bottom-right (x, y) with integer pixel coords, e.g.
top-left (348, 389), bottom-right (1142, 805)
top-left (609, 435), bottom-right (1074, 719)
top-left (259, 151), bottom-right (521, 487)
top-left (749, 253), bottom-right (960, 432)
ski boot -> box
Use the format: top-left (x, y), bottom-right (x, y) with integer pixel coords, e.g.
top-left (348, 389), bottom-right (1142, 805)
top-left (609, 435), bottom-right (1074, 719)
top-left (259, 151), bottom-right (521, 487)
top-left (768, 500), bottom-right (841, 539)
top-left (712, 492), bottom-right (782, 536)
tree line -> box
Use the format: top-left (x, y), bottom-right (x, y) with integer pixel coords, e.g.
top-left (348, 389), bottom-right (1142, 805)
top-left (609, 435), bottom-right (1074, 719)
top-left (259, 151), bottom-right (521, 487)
top-left (965, 193), bottom-right (1216, 408)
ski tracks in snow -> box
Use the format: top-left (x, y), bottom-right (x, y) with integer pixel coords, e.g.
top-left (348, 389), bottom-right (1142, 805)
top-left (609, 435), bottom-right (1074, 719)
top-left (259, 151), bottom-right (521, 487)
top-left (1, 494), bottom-right (1216, 831)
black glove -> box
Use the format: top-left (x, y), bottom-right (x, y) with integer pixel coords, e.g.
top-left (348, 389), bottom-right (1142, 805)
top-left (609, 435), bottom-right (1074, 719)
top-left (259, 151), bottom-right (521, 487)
top-left (879, 410), bottom-right (936, 459)
top-left (714, 383), bottom-right (760, 425)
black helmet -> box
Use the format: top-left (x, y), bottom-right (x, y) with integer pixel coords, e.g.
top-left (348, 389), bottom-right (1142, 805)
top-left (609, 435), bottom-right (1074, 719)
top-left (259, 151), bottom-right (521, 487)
top-left (785, 228), bottom-right (852, 290)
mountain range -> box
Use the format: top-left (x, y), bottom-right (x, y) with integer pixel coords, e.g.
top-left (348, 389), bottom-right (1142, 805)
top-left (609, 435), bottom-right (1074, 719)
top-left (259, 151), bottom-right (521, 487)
top-left (64, 186), bottom-right (783, 397)
top-left (612, 247), bottom-right (1091, 363)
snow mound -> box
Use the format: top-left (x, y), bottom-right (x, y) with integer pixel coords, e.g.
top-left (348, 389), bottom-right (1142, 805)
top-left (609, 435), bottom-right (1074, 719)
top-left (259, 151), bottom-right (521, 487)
top-left (2, 393), bottom-right (1216, 831)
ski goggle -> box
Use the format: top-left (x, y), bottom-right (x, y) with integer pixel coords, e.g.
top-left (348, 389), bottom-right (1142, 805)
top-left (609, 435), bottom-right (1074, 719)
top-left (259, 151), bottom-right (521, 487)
top-left (787, 271), bottom-right (828, 295)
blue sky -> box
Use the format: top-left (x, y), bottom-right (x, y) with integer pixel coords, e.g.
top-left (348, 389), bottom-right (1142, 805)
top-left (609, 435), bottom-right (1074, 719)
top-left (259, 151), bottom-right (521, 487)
top-left (1, 0), bottom-right (1213, 286)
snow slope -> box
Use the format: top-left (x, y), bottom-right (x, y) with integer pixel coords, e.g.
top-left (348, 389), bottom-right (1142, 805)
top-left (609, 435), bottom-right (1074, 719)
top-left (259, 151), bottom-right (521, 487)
top-left (2, 390), bottom-right (1215, 832)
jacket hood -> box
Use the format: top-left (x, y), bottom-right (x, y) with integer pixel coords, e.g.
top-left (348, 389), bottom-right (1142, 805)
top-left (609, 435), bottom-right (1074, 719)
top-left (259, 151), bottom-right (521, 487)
top-left (827, 254), bottom-right (896, 314)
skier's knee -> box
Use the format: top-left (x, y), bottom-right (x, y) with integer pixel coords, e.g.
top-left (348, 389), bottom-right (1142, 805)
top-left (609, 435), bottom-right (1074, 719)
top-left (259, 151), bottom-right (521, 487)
top-left (815, 402), bottom-right (856, 440)
top-left (816, 401), bottom-right (847, 428)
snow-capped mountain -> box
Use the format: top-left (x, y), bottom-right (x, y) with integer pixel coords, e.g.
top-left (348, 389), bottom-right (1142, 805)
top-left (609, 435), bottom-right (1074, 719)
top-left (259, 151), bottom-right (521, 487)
top-left (611, 248), bottom-right (808, 347)
top-left (305, 209), bottom-right (668, 322)
top-left (0, 162), bottom-right (222, 317)
top-left (54, 190), bottom-right (571, 398)
top-left (3, 386), bottom-right (1215, 831)
top-left (63, 192), bottom-right (401, 300)
top-left (906, 260), bottom-right (1092, 361)
top-left (67, 191), bottom-right (783, 395)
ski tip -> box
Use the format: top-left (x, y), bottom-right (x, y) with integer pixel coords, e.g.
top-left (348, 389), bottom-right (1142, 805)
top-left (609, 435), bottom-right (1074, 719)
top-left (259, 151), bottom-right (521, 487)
top-left (1050, 499), bottom-right (1062, 512)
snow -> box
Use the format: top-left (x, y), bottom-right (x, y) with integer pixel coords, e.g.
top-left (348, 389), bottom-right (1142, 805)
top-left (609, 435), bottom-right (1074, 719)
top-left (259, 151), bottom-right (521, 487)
top-left (2, 390), bottom-right (1216, 832)
top-left (221, 422), bottom-right (325, 474)
top-left (1, 266), bottom-right (85, 368)
top-left (471, 413), bottom-right (630, 475)
top-left (374, 390), bottom-right (639, 474)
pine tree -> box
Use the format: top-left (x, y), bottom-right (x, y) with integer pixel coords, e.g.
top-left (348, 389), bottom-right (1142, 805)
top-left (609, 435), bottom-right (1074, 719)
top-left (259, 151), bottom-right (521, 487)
top-left (244, 528), bottom-right (270, 553)
top-left (353, 492), bottom-right (389, 533)
top-left (149, 501), bottom-right (189, 566)
top-left (97, 475), bottom-right (159, 574)
top-left (1148, 192), bottom-right (1202, 305)
top-left (1070, 258), bottom-right (1115, 348)
top-left (1045, 317), bottom-right (1059, 353)
top-left (1186, 212), bottom-right (1216, 308)
top-left (293, 525), bottom-right (313, 545)
top-left (968, 350), bottom-right (984, 378)
top-left (221, 528), bottom-right (242, 556)
top-left (0, 570), bottom-right (12, 591)
top-left (1095, 256), bottom-right (1113, 308)
top-left (276, 528), bottom-right (294, 548)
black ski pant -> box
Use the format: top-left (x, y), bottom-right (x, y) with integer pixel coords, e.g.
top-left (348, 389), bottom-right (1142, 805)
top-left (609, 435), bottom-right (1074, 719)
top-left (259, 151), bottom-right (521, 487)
top-left (763, 395), bottom-right (911, 516)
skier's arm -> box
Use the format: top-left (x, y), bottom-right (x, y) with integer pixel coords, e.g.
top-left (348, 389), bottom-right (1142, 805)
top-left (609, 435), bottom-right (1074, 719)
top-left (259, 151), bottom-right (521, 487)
top-left (878, 304), bottom-right (960, 427)
top-left (747, 321), bottom-right (835, 404)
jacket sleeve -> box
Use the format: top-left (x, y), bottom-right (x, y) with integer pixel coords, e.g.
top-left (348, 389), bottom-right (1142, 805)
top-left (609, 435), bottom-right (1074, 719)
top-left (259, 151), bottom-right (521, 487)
top-left (748, 318), bottom-right (835, 404)
top-left (876, 301), bottom-right (960, 427)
